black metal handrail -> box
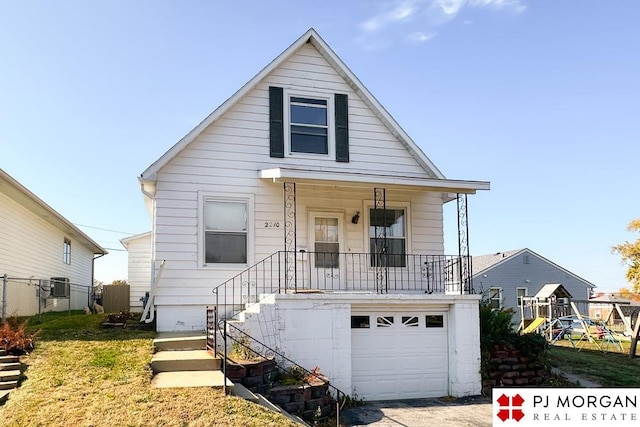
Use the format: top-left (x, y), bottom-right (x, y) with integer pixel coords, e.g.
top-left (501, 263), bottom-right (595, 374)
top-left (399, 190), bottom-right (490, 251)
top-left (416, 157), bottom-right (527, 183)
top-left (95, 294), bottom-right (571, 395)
top-left (219, 316), bottom-right (347, 424)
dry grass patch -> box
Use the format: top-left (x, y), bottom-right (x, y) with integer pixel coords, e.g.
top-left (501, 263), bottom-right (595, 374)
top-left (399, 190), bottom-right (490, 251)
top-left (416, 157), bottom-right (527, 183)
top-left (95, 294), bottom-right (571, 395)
top-left (0, 312), bottom-right (297, 427)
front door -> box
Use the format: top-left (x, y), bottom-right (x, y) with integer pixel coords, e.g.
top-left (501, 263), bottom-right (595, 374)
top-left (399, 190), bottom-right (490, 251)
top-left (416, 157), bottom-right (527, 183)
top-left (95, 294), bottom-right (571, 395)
top-left (308, 212), bottom-right (344, 290)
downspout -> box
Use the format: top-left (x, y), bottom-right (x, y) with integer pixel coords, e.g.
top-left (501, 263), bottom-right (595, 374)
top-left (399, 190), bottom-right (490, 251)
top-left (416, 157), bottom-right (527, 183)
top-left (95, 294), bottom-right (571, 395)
top-left (141, 260), bottom-right (165, 323)
top-left (91, 252), bottom-right (106, 306)
top-left (139, 178), bottom-right (158, 324)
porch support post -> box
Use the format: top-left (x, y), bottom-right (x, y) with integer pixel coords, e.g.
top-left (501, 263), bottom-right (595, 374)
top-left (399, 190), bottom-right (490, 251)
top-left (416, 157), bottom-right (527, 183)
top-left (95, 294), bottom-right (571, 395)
top-left (456, 193), bottom-right (472, 294)
top-left (283, 182), bottom-right (297, 292)
top-left (374, 187), bottom-right (388, 294)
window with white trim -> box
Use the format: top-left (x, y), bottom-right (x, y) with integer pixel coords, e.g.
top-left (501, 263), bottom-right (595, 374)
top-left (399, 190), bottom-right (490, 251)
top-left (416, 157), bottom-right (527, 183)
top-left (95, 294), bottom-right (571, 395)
top-left (290, 96), bottom-right (328, 154)
top-left (63, 238), bottom-right (71, 265)
top-left (204, 200), bottom-right (247, 264)
top-left (369, 208), bottom-right (406, 267)
top-left (516, 287), bottom-right (528, 306)
top-left (489, 287), bottom-right (502, 309)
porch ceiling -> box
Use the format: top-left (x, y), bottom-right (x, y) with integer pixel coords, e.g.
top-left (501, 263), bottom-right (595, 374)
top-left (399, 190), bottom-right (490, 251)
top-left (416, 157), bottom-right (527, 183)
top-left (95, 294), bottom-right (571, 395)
top-left (258, 167), bottom-right (490, 194)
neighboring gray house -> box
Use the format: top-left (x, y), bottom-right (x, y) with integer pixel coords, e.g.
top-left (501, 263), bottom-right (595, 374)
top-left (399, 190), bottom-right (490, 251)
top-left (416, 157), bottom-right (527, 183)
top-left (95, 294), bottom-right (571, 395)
top-left (472, 248), bottom-right (596, 325)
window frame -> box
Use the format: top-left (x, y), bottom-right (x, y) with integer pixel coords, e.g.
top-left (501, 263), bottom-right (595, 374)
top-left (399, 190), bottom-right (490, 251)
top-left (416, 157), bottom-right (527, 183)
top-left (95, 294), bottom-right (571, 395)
top-left (63, 238), bottom-right (71, 265)
top-left (284, 89), bottom-right (334, 158)
top-left (516, 287), bottom-right (528, 306)
top-left (365, 203), bottom-right (410, 268)
top-left (198, 193), bottom-right (253, 268)
top-left (489, 287), bottom-right (503, 310)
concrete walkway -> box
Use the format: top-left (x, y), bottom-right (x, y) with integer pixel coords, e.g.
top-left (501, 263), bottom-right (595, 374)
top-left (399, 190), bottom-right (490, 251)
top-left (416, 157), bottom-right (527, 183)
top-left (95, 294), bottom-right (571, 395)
top-left (340, 396), bottom-right (492, 427)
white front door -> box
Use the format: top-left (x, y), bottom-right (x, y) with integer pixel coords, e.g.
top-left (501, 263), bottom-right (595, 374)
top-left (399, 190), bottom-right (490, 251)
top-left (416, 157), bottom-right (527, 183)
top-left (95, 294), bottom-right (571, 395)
top-left (308, 212), bottom-right (344, 290)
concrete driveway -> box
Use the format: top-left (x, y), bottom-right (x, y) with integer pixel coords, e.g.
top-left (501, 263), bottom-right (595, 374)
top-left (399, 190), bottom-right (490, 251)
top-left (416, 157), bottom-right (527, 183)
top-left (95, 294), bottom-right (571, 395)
top-left (340, 396), bottom-right (492, 427)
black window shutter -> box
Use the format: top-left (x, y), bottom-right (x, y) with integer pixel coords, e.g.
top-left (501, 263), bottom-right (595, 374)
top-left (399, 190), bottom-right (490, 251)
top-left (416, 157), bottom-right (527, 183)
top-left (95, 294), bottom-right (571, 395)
top-left (269, 86), bottom-right (285, 158)
top-left (335, 93), bottom-right (349, 162)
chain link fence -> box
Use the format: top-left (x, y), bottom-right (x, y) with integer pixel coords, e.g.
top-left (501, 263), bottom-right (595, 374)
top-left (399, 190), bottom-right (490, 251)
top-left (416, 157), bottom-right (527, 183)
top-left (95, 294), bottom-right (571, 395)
top-left (1, 274), bottom-right (94, 322)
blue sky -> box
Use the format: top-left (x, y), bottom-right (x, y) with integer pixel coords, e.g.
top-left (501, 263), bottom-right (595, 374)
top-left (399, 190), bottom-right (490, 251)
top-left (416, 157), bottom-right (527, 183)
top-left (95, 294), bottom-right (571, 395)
top-left (1, 1), bottom-right (638, 292)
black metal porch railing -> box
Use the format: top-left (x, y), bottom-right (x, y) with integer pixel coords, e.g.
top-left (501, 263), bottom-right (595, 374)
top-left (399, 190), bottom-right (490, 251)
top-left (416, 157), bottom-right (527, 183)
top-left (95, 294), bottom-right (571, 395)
top-left (211, 251), bottom-right (471, 321)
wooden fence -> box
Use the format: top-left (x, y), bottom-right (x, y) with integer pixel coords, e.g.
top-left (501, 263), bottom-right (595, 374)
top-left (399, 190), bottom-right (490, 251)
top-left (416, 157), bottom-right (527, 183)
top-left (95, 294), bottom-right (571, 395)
top-left (102, 285), bottom-right (130, 313)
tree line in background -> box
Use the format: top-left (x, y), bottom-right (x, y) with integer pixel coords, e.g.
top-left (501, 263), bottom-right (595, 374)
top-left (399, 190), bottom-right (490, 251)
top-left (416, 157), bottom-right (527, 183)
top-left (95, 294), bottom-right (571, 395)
top-left (613, 218), bottom-right (640, 299)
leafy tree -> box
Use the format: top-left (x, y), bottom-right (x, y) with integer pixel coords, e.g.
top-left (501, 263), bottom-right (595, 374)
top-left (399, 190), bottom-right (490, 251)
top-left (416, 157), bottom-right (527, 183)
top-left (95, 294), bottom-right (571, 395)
top-left (612, 219), bottom-right (640, 293)
top-left (110, 279), bottom-right (129, 286)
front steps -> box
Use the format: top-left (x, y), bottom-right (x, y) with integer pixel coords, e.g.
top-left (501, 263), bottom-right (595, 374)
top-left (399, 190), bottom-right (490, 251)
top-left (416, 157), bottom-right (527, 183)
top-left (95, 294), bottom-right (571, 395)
top-left (150, 332), bottom-right (232, 390)
top-left (0, 349), bottom-right (20, 406)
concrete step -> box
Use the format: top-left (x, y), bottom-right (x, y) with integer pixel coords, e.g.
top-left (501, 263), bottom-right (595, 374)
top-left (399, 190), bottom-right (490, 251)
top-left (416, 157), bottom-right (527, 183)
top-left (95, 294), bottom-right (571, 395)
top-left (150, 370), bottom-right (233, 389)
top-left (0, 370), bottom-right (20, 383)
top-left (0, 349), bottom-right (6, 356)
top-left (153, 332), bottom-right (207, 352)
top-left (0, 355), bottom-right (19, 364)
top-left (0, 380), bottom-right (18, 391)
top-left (0, 389), bottom-right (9, 405)
top-left (0, 362), bottom-right (21, 372)
top-left (151, 350), bottom-right (221, 373)
top-left (231, 382), bottom-right (259, 403)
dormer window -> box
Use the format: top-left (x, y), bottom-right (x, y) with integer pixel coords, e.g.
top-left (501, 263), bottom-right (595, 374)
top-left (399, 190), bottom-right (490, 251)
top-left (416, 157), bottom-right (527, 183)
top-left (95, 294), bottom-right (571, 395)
top-left (290, 96), bottom-right (328, 154)
top-left (269, 86), bottom-right (349, 162)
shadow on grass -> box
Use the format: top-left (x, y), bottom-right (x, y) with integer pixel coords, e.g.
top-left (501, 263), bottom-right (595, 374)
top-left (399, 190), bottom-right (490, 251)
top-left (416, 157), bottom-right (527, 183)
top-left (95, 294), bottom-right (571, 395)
top-left (548, 345), bottom-right (640, 387)
top-left (20, 311), bottom-right (157, 343)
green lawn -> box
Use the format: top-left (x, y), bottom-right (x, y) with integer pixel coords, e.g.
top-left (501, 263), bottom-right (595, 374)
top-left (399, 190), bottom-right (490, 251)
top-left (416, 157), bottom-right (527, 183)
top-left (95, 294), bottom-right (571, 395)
top-left (549, 339), bottom-right (640, 387)
top-left (0, 311), bottom-right (298, 427)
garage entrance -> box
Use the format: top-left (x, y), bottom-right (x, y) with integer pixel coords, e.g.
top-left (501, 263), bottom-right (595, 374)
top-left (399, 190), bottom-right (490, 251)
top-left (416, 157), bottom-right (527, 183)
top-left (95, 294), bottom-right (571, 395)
top-left (351, 309), bottom-right (449, 401)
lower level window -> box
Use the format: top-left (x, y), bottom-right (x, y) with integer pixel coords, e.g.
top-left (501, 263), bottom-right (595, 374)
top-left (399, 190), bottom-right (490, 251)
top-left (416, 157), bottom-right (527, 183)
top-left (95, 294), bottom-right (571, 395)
top-left (204, 200), bottom-right (247, 264)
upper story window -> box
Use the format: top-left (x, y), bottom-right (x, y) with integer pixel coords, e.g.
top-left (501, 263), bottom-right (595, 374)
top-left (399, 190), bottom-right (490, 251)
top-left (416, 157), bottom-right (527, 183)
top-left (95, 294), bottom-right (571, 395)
top-left (516, 287), bottom-right (528, 306)
top-left (63, 238), bottom-right (71, 264)
top-left (290, 96), bottom-right (328, 155)
top-left (204, 200), bottom-right (247, 264)
top-left (269, 86), bottom-right (349, 162)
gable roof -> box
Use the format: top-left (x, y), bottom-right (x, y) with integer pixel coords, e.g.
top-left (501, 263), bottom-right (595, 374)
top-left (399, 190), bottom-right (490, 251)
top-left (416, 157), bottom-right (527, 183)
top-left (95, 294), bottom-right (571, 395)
top-left (534, 283), bottom-right (573, 299)
top-left (0, 168), bottom-right (107, 255)
top-left (140, 28), bottom-right (447, 183)
top-left (472, 248), bottom-right (596, 288)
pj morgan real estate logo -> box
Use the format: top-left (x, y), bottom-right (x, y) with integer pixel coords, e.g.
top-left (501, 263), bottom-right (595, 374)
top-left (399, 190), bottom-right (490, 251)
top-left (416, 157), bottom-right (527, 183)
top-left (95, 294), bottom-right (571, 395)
top-left (492, 388), bottom-right (640, 426)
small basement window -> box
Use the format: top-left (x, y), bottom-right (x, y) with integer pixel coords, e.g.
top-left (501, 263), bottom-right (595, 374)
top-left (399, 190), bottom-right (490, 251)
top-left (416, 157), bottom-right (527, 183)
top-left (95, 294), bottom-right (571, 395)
top-left (351, 316), bottom-right (370, 329)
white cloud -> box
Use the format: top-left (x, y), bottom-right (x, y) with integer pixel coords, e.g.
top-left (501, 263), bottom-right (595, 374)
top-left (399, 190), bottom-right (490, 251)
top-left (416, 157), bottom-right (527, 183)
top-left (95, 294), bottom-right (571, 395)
top-left (468, 0), bottom-right (526, 13)
top-left (356, 0), bottom-right (526, 49)
top-left (432, 0), bottom-right (467, 16)
top-left (361, 0), bottom-right (421, 33)
top-left (407, 31), bottom-right (436, 42)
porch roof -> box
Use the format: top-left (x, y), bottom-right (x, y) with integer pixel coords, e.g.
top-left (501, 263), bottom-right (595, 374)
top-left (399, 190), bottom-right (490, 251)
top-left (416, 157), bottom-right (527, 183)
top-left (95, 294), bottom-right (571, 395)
top-left (258, 167), bottom-right (490, 194)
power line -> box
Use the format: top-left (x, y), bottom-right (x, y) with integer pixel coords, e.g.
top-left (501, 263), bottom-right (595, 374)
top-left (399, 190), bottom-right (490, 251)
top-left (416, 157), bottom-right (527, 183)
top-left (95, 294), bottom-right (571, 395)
top-left (73, 223), bottom-right (137, 235)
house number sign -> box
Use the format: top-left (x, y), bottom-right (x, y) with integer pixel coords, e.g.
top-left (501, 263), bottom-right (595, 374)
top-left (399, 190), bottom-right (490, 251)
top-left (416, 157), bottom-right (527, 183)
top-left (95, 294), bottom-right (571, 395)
top-left (264, 221), bottom-right (280, 228)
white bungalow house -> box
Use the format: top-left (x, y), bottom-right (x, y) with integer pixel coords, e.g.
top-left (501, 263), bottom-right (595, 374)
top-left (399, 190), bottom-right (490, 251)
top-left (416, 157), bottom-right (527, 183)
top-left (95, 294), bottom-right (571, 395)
top-left (132, 28), bottom-right (490, 400)
top-left (0, 168), bottom-right (107, 318)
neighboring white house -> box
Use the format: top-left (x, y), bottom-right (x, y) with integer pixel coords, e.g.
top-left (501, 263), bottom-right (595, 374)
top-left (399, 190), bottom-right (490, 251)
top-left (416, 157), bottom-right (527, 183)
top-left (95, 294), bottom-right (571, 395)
top-left (0, 168), bottom-right (107, 318)
top-left (472, 248), bottom-right (596, 326)
top-left (120, 231), bottom-right (152, 312)
top-left (130, 28), bottom-right (490, 400)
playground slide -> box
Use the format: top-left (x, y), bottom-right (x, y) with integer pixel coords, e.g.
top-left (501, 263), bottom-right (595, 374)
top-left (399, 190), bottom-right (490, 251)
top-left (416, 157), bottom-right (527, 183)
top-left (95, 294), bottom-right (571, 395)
top-left (521, 317), bottom-right (546, 334)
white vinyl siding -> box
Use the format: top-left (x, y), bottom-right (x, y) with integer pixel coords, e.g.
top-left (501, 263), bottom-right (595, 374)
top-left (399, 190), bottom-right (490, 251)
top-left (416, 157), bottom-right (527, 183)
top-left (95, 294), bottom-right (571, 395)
top-left (149, 42), bottom-right (445, 319)
top-left (0, 191), bottom-right (95, 316)
top-left (123, 233), bottom-right (152, 311)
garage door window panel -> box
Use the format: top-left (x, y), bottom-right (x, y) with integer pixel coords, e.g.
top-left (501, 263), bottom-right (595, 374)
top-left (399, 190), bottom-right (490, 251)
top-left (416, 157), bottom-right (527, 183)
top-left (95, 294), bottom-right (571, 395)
top-left (402, 316), bottom-right (419, 327)
top-left (377, 316), bottom-right (394, 327)
top-left (351, 315), bottom-right (370, 329)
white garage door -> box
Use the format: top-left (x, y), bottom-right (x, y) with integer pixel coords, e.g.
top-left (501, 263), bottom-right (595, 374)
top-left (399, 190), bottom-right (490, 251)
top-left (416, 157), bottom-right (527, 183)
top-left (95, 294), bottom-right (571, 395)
top-left (351, 311), bottom-right (448, 401)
